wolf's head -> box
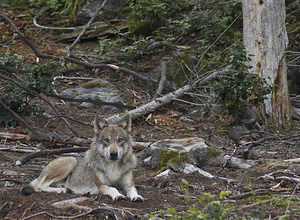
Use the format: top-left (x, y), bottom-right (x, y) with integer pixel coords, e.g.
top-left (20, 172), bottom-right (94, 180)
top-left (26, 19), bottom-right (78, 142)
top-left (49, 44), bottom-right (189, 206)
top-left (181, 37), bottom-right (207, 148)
top-left (93, 115), bottom-right (133, 161)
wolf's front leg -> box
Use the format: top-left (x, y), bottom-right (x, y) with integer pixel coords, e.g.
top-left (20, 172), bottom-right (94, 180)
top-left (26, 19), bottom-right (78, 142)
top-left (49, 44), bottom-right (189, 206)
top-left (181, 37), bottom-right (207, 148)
top-left (99, 185), bottom-right (126, 201)
top-left (94, 172), bottom-right (125, 200)
top-left (122, 171), bottom-right (144, 201)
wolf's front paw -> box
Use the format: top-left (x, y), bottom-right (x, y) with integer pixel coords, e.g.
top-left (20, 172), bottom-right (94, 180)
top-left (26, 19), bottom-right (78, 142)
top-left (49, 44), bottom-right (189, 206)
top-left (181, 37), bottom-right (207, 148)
top-left (111, 193), bottom-right (126, 201)
top-left (126, 187), bottom-right (144, 202)
top-left (130, 194), bottom-right (144, 202)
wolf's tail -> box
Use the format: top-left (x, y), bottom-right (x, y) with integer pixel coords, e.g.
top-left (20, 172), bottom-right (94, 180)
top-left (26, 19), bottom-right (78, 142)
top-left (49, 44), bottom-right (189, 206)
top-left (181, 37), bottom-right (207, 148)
top-left (21, 184), bottom-right (35, 196)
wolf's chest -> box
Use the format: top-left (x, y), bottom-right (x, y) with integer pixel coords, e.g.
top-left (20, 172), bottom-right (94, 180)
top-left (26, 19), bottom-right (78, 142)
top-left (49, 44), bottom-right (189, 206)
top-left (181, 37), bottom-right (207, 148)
top-left (102, 162), bottom-right (123, 184)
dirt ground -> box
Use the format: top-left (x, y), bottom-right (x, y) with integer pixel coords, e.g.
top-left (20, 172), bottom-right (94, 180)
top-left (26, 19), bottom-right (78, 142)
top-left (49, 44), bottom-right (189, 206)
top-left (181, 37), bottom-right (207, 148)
top-left (0, 8), bottom-right (300, 220)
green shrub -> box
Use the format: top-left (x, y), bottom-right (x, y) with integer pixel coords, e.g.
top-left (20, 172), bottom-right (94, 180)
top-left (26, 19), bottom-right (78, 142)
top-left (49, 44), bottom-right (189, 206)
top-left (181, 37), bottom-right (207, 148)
top-left (166, 190), bottom-right (233, 220)
top-left (211, 42), bottom-right (271, 120)
top-left (127, 0), bottom-right (167, 36)
top-left (0, 54), bottom-right (60, 126)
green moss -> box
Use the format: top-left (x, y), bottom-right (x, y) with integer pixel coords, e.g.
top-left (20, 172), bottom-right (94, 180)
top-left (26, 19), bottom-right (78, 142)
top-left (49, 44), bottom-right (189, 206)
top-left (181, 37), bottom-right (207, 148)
top-left (83, 81), bottom-right (108, 89)
top-left (66, 0), bottom-right (87, 20)
top-left (159, 149), bottom-right (189, 168)
top-left (129, 21), bottom-right (156, 37)
top-left (0, 181), bottom-right (5, 187)
top-left (207, 148), bottom-right (223, 157)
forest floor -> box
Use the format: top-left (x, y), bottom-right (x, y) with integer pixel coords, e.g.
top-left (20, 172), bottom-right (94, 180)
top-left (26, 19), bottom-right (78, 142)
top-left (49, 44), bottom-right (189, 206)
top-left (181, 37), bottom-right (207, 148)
top-left (0, 7), bottom-right (300, 220)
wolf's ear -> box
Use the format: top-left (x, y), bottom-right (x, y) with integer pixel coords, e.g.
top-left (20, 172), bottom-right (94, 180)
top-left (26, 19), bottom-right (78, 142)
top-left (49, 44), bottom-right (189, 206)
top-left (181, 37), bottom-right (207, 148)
top-left (119, 114), bottom-right (132, 132)
top-left (93, 116), bottom-right (108, 133)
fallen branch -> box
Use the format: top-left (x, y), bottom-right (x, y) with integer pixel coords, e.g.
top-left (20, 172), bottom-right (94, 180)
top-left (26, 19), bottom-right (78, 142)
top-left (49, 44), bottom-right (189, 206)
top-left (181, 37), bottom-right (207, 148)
top-left (154, 59), bottom-right (167, 98)
top-left (22, 204), bottom-right (123, 220)
top-left (52, 197), bottom-right (92, 211)
top-left (16, 146), bottom-right (89, 166)
top-left (237, 136), bottom-right (279, 159)
top-left (0, 131), bottom-right (91, 146)
top-left (0, 99), bottom-right (36, 133)
top-left (106, 69), bottom-right (221, 124)
top-left (258, 171), bottom-right (300, 184)
top-left (228, 189), bottom-right (270, 200)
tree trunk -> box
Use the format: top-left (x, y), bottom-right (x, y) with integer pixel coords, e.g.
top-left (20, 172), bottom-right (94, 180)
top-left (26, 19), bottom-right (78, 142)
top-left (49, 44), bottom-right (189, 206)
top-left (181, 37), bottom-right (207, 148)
top-left (243, 0), bottom-right (291, 129)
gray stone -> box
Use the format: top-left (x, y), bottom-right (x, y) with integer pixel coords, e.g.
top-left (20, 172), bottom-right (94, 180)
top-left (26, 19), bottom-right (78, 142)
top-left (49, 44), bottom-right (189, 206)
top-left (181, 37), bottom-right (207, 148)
top-left (61, 79), bottom-right (125, 111)
top-left (140, 137), bottom-right (220, 169)
top-left (230, 125), bottom-right (249, 141)
top-left (76, 0), bottom-right (128, 24)
top-left (295, 166), bottom-right (300, 176)
top-left (140, 137), bottom-right (253, 171)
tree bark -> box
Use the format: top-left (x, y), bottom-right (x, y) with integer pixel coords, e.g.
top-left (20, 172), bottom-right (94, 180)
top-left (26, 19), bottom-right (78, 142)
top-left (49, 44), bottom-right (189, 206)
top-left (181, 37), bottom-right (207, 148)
top-left (243, 0), bottom-right (291, 128)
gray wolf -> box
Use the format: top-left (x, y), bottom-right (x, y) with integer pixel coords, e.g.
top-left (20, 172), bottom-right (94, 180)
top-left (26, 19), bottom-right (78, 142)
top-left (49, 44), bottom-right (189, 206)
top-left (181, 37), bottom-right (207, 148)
top-left (21, 115), bottom-right (144, 201)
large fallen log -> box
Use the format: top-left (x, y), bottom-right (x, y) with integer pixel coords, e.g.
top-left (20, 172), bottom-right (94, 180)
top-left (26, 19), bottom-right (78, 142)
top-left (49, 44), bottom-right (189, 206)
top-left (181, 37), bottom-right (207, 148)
top-left (106, 69), bottom-right (223, 124)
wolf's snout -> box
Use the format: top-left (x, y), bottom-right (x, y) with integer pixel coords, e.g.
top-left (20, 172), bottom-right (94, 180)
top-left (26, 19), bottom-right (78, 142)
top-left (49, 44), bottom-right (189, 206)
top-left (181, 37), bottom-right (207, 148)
top-left (110, 151), bottom-right (118, 160)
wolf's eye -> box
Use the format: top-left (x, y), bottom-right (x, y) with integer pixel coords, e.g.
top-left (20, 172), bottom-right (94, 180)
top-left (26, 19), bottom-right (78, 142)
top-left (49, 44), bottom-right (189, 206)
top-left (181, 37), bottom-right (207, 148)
top-left (118, 137), bottom-right (124, 143)
top-left (103, 137), bottom-right (109, 143)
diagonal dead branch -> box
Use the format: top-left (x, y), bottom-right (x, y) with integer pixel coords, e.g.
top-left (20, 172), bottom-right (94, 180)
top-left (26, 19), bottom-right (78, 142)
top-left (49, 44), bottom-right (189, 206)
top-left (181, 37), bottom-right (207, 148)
top-left (106, 69), bottom-right (221, 124)
top-left (67, 0), bottom-right (108, 56)
top-left (0, 71), bottom-right (78, 137)
top-left (0, 99), bottom-right (36, 133)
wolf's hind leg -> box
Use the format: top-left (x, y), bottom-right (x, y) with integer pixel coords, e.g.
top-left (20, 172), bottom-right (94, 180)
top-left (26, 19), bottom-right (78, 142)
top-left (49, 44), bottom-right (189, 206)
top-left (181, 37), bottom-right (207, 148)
top-left (31, 157), bottom-right (77, 193)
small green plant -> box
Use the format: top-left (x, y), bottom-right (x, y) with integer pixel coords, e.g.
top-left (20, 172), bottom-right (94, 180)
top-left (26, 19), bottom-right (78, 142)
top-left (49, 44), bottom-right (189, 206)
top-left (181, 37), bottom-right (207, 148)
top-left (166, 190), bottom-right (233, 220)
top-left (0, 53), bottom-right (60, 126)
top-left (211, 42), bottom-right (271, 121)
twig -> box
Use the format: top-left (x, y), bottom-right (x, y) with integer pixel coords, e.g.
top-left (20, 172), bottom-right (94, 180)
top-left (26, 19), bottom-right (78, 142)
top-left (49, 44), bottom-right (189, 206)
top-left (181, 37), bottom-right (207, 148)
top-left (67, 0), bottom-right (108, 56)
top-left (33, 15), bottom-right (76, 31)
top-left (0, 148), bottom-right (35, 153)
top-left (0, 13), bottom-right (56, 59)
top-left (285, 182), bottom-right (299, 214)
top-left (217, 146), bottom-right (238, 173)
top-left (21, 201), bottom-right (36, 219)
top-left (194, 14), bottom-right (241, 71)
top-left (228, 189), bottom-right (270, 200)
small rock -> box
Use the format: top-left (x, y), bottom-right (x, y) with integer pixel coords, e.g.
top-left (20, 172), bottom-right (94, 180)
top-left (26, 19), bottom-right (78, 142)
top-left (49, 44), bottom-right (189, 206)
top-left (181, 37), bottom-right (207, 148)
top-left (295, 166), bottom-right (300, 176)
top-left (180, 117), bottom-right (194, 123)
top-left (230, 125), bottom-right (249, 140)
top-left (61, 79), bottom-right (125, 111)
top-left (155, 169), bottom-right (172, 177)
top-left (183, 163), bottom-right (214, 178)
top-left (2, 169), bottom-right (18, 176)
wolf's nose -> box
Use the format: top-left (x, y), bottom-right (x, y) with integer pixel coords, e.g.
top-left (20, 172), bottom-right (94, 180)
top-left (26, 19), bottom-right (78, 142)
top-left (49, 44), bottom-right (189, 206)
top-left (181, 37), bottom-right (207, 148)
top-left (110, 151), bottom-right (118, 160)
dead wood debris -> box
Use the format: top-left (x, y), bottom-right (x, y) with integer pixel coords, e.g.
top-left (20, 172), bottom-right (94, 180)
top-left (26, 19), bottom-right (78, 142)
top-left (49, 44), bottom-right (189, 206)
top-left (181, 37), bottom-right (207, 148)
top-left (21, 200), bottom-right (135, 220)
top-left (259, 170), bottom-right (300, 184)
